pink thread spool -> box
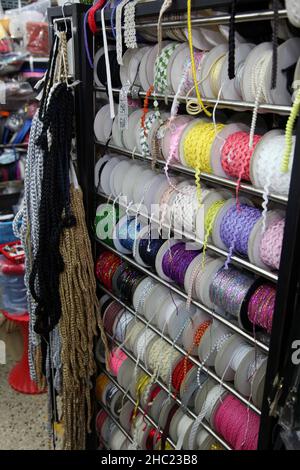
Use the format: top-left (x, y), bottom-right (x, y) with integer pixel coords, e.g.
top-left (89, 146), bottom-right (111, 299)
top-left (221, 131), bottom-right (262, 181)
top-left (161, 115), bottom-right (192, 163)
top-left (108, 347), bottom-right (127, 376)
top-left (259, 218), bottom-right (285, 270)
top-left (213, 394), bottom-right (260, 450)
top-left (247, 284), bottom-right (276, 334)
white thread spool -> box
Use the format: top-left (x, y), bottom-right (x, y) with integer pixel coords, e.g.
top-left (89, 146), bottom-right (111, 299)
top-left (121, 162), bottom-right (147, 203)
top-left (100, 155), bottom-right (125, 196)
top-left (250, 129), bottom-right (295, 196)
top-left (235, 348), bottom-right (267, 399)
top-left (119, 400), bottom-right (135, 433)
top-left (194, 377), bottom-right (214, 414)
top-left (241, 42), bottom-right (272, 103)
top-left (148, 389), bottom-right (168, 422)
top-left (110, 159), bottom-right (132, 197)
top-left (170, 44), bottom-right (190, 93)
top-left (117, 357), bottom-right (135, 389)
top-left (144, 283), bottom-right (170, 324)
top-left (195, 258), bottom-right (224, 310)
top-left (143, 174), bottom-right (167, 213)
top-left (126, 320), bottom-right (145, 352)
top-left (132, 276), bottom-right (158, 314)
top-left (198, 320), bottom-right (233, 367)
top-left (220, 43), bottom-right (254, 100)
top-left (139, 47), bottom-right (153, 91)
top-left (94, 104), bottom-right (117, 142)
top-left (167, 302), bottom-right (196, 345)
top-left (94, 154), bottom-right (111, 189)
top-left (110, 427), bottom-right (128, 450)
top-left (132, 169), bottom-right (156, 204)
top-left (251, 356), bottom-right (268, 409)
top-left (134, 328), bottom-right (157, 364)
top-left (169, 409), bottom-right (194, 450)
top-left (123, 109), bottom-right (144, 151)
top-left (214, 334), bottom-right (253, 382)
top-left (114, 310), bottom-right (134, 342)
top-left (267, 38), bottom-right (300, 105)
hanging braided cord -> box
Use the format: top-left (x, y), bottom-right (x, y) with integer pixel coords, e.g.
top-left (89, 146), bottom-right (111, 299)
top-left (29, 81), bottom-right (75, 338)
top-left (13, 113), bottom-right (45, 383)
top-left (59, 185), bottom-right (109, 450)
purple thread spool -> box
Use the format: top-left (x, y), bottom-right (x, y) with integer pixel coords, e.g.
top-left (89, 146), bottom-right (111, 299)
top-left (220, 204), bottom-right (261, 258)
top-left (162, 242), bottom-right (201, 287)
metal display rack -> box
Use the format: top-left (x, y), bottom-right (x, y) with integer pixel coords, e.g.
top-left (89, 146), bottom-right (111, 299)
top-left (48, 1), bottom-right (300, 450)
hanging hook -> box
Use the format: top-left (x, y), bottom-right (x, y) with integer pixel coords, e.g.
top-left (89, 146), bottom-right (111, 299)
top-left (61, 2), bottom-right (72, 34)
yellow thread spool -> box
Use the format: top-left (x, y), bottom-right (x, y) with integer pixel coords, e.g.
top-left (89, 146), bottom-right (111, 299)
top-left (210, 54), bottom-right (226, 98)
top-left (183, 121), bottom-right (224, 203)
top-left (95, 373), bottom-right (110, 401)
top-left (133, 374), bottom-right (150, 419)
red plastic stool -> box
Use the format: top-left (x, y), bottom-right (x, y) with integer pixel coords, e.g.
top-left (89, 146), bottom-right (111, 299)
top-left (2, 310), bottom-right (46, 394)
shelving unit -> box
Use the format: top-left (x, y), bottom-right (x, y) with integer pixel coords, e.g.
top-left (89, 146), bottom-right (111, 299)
top-left (49, 2), bottom-right (300, 450)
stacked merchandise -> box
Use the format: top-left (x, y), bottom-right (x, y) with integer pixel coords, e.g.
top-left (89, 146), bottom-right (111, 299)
top-left (87, 0), bottom-right (300, 451)
top-left (0, 1), bottom-right (49, 209)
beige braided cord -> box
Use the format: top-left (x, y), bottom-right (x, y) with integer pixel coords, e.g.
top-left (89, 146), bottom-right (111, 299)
top-left (59, 185), bottom-right (109, 450)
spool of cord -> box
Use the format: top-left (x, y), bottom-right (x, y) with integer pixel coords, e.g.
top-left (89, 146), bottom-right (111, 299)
top-left (221, 130), bottom-right (262, 185)
top-left (138, 237), bottom-right (165, 269)
top-left (161, 242), bottom-right (202, 288)
top-left (259, 217), bottom-right (284, 270)
top-left (114, 310), bottom-right (134, 342)
top-left (96, 252), bottom-right (122, 290)
top-left (94, 46), bottom-right (122, 89)
top-left (102, 300), bottom-right (124, 336)
top-left (114, 216), bottom-right (141, 254)
top-left (108, 347), bottom-right (128, 376)
top-left (209, 265), bottom-right (257, 324)
top-left (115, 265), bottom-right (146, 302)
top-left (213, 394), bottom-right (260, 450)
top-left (220, 203), bottom-right (261, 260)
top-left (182, 121), bottom-right (225, 201)
top-left (247, 284), bottom-right (276, 334)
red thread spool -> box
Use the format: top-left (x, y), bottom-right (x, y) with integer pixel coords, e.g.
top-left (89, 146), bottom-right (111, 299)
top-left (146, 428), bottom-right (160, 450)
top-left (96, 251), bottom-right (122, 290)
top-left (103, 301), bottom-right (124, 336)
top-left (172, 357), bottom-right (194, 392)
top-left (221, 131), bottom-right (262, 181)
